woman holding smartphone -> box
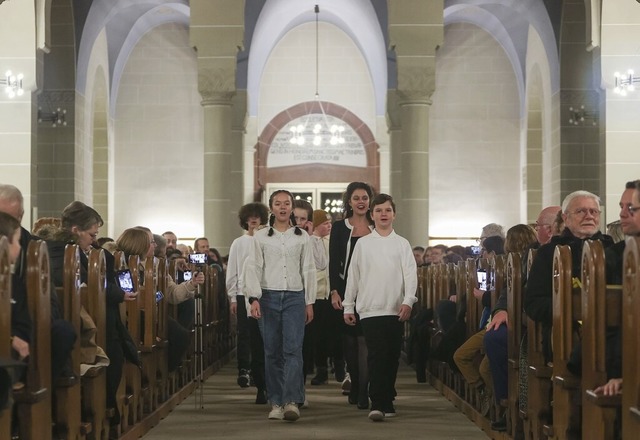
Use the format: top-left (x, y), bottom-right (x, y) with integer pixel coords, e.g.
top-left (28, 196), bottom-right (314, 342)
top-left (244, 190), bottom-right (316, 422)
top-left (329, 181), bottom-right (374, 409)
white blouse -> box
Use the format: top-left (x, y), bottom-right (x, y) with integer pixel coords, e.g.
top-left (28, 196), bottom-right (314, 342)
top-left (243, 226), bottom-right (317, 305)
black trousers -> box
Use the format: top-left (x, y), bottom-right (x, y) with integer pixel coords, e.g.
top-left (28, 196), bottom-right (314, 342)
top-left (361, 316), bottom-right (403, 412)
top-left (235, 296), bottom-right (251, 372)
top-left (312, 299), bottom-right (343, 368)
top-left (248, 316), bottom-right (265, 391)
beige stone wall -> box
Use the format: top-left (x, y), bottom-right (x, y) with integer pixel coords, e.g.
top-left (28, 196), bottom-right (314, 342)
top-left (257, 22), bottom-right (376, 143)
top-left (113, 22), bottom-right (203, 239)
top-left (429, 23), bottom-right (521, 243)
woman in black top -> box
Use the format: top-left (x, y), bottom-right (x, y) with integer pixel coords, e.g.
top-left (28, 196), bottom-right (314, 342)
top-left (330, 182), bottom-right (374, 409)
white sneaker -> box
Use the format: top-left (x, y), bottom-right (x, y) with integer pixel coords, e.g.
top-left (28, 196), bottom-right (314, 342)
top-left (368, 410), bottom-right (384, 421)
top-left (268, 405), bottom-right (284, 420)
top-left (341, 373), bottom-right (351, 395)
top-left (283, 402), bottom-right (300, 421)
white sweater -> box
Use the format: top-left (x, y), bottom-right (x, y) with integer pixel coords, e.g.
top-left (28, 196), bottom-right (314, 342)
top-left (226, 234), bottom-right (253, 302)
top-left (343, 229), bottom-right (417, 319)
top-left (243, 226), bottom-right (317, 305)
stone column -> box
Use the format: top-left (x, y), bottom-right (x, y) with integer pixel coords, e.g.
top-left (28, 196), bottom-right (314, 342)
top-left (388, 0), bottom-right (442, 246)
top-left (230, 90), bottom-right (248, 239)
top-left (386, 91), bottom-right (404, 231)
top-left (190, 0), bottom-right (244, 253)
top-left (198, 73), bottom-right (235, 254)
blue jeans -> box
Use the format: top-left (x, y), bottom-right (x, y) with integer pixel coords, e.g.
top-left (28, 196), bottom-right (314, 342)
top-left (260, 289), bottom-right (306, 406)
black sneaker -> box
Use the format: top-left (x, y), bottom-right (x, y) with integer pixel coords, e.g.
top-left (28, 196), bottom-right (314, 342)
top-left (255, 389), bottom-right (267, 404)
top-left (237, 369), bottom-right (250, 388)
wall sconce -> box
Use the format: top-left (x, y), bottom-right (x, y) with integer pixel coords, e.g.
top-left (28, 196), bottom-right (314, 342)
top-left (38, 108), bottom-right (67, 127)
top-left (568, 105), bottom-right (597, 126)
top-left (613, 70), bottom-right (640, 96)
top-left (0, 71), bottom-right (24, 98)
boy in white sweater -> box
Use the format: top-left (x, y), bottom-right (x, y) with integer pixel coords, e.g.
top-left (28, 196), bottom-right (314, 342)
top-left (343, 193), bottom-right (417, 421)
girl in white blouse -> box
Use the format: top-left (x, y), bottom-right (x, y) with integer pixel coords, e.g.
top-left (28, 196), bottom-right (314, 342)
top-left (244, 190), bottom-right (316, 422)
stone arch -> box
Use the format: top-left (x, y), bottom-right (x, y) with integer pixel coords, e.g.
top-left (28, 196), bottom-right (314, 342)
top-left (254, 101), bottom-right (379, 199)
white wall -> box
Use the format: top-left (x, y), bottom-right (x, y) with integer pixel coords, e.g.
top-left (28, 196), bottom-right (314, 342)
top-left (429, 23), bottom-right (521, 242)
top-left (113, 23), bottom-right (203, 239)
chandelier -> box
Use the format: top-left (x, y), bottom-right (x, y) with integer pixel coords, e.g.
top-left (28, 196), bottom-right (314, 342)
top-left (1, 71), bottom-right (24, 98)
top-left (613, 70), bottom-right (640, 96)
top-left (38, 107), bottom-right (67, 127)
top-left (567, 105), bottom-right (597, 126)
top-left (288, 5), bottom-right (345, 147)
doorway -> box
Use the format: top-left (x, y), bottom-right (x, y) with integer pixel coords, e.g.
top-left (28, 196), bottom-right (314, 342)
top-left (265, 183), bottom-right (348, 220)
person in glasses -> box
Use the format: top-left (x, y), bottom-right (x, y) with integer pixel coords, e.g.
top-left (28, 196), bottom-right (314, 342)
top-left (605, 180), bottom-right (640, 285)
top-left (524, 190), bottom-right (614, 365)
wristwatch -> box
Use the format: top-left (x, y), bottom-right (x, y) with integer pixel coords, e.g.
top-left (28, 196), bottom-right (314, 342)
top-left (248, 297), bottom-right (259, 304)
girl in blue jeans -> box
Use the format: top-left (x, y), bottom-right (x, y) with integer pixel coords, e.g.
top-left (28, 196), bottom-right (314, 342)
top-left (244, 190), bottom-right (316, 422)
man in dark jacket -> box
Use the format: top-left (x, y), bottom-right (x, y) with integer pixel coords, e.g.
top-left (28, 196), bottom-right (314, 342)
top-left (524, 190), bottom-right (613, 363)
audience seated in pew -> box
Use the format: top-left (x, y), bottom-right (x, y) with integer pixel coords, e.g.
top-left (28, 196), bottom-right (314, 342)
top-left (595, 179), bottom-right (640, 397)
top-left (116, 227), bottom-right (204, 372)
top-left (453, 234), bottom-right (505, 417)
top-left (45, 201), bottom-right (141, 430)
top-left (481, 224), bottom-right (538, 432)
top-left (0, 184), bottom-right (76, 383)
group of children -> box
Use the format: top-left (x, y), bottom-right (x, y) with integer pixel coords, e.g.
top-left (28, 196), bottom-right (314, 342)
top-left (228, 183), bottom-right (418, 422)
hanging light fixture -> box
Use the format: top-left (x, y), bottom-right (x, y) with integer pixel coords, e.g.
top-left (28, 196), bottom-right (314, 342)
top-left (567, 105), bottom-right (597, 126)
top-left (38, 107), bottom-right (67, 127)
top-left (613, 70), bottom-right (640, 96)
top-left (288, 5), bottom-right (345, 147)
top-left (1, 71), bottom-right (24, 98)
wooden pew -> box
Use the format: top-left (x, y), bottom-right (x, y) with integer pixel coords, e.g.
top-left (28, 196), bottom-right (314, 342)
top-left (581, 240), bottom-right (622, 439)
top-left (14, 240), bottom-right (52, 440)
top-left (622, 236), bottom-right (640, 439)
top-left (506, 252), bottom-right (523, 438)
top-left (0, 237), bottom-right (12, 440)
top-left (526, 248), bottom-right (553, 440)
top-left (544, 245), bottom-right (581, 439)
top-left (54, 244), bottom-right (85, 440)
top-left (153, 257), bottom-right (169, 404)
top-left (82, 248), bottom-right (109, 440)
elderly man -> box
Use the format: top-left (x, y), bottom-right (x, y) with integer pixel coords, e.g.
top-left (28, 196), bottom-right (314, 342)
top-left (534, 206), bottom-right (562, 245)
top-left (0, 183), bottom-right (76, 381)
top-left (524, 190), bottom-right (613, 363)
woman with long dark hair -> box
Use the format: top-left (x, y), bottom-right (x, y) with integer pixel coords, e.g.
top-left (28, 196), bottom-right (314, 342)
top-left (329, 182), bottom-right (374, 409)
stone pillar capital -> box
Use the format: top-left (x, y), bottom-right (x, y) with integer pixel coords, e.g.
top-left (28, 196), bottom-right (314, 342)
top-left (198, 67), bottom-right (236, 105)
top-left (396, 66), bottom-right (435, 105)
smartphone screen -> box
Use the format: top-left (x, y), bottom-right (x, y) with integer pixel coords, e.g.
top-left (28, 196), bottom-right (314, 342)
top-left (155, 291), bottom-right (164, 303)
top-left (188, 253), bottom-right (207, 264)
top-left (117, 269), bottom-right (134, 293)
top-left (183, 270), bottom-right (192, 281)
top-left (476, 269), bottom-right (487, 291)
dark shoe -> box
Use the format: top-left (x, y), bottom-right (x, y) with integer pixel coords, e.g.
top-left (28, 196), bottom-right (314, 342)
top-left (357, 397), bottom-right (369, 410)
top-left (255, 389), bottom-right (267, 404)
top-left (334, 360), bottom-right (346, 382)
top-left (348, 395), bottom-right (358, 405)
top-left (237, 369), bottom-right (250, 388)
top-left (310, 367), bottom-right (328, 385)
top-left (491, 415), bottom-right (507, 432)
top-left (416, 369), bottom-right (427, 383)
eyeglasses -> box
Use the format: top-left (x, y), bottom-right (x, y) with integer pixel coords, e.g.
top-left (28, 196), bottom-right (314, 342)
top-left (629, 205), bottom-right (640, 216)
top-left (534, 223), bottom-right (551, 230)
top-left (568, 208), bottom-right (600, 217)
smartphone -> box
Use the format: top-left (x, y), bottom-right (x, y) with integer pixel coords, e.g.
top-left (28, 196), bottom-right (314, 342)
top-left (116, 269), bottom-right (135, 293)
top-left (155, 291), bottom-right (164, 303)
top-left (188, 253), bottom-right (207, 264)
top-left (183, 270), bottom-right (192, 281)
top-left (470, 245), bottom-right (482, 256)
top-left (476, 269), bottom-right (487, 291)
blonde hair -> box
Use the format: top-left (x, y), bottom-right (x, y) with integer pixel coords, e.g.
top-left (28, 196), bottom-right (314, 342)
top-left (116, 228), bottom-right (150, 258)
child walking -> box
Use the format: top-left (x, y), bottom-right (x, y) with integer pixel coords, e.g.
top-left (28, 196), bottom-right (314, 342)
top-left (343, 193), bottom-right (417, 421)
top-left (244, 190), bottom-right (316, 422)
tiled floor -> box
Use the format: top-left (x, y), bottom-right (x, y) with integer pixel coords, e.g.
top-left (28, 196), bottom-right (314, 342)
top-left (142, 361), bottom-right (488, 440)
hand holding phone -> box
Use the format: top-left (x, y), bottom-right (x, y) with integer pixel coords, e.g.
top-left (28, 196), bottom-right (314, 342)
top-left (476, 269), bottom-right (487, 291)
top-left (117, 269), bottom-right (135, 293)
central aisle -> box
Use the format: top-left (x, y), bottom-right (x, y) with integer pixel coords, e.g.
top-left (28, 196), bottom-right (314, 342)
top-left (142, 360), bottom-right (487, 439)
